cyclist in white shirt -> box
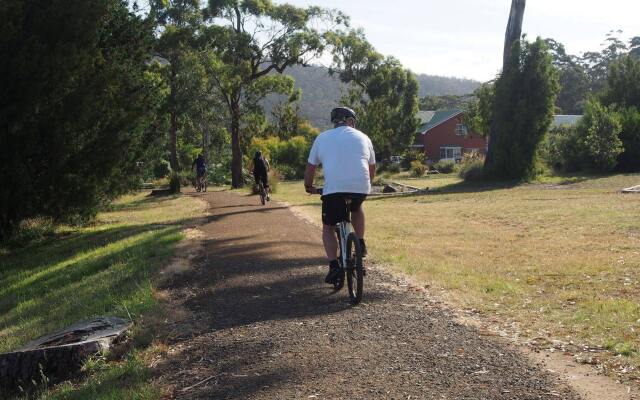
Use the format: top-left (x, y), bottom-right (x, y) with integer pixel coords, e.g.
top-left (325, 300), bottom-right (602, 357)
top-left (304, 107), bottom-right (376, 284)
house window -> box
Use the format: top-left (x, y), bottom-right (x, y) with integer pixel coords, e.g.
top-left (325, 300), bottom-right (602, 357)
top-left (439, 146), bottom-right (462, 160)
top-left (455, 123), bottom-right (468, 136)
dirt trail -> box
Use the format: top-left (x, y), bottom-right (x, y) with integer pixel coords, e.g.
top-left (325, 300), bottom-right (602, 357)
top-left (155, 190), bottom-right (581, 399)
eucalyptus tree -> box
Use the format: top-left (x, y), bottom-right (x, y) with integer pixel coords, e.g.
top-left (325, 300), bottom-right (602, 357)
top-left (328, 29), bottom-right (419, 160)
top-left (150, 0), bottom-right (205, 171)
top-left (201, 0), bottom-right (346, 187)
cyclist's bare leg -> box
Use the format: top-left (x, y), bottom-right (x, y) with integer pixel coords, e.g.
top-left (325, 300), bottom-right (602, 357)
top-left (351, 208), bottom-right (365, 239)
top-left (322, 224), bottom-right (339, 260)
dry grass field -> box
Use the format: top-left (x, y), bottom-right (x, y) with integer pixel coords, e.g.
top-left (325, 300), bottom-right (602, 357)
top-left (274, 173), bottom-right (640, 376)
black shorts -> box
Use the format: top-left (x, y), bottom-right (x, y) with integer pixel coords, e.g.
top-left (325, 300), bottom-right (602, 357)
top-left (254, 172), bottom-right (268, 187)
top-left (321, 193), bottom-right (366, 225)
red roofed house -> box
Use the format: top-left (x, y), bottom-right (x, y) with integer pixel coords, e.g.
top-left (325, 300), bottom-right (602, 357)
top-left (412, 110), bottom-right (488, 163)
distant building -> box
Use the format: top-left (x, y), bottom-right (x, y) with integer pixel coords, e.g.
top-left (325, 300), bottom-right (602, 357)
top-left (411, 112), bottom-right (583, 163)
top-left (411, 110), bottom-right (487, 163)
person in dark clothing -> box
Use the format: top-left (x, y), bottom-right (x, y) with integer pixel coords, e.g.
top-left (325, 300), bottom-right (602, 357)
top-left (252, 151), bottom-right (270, 200)
top-left (192, 154), bottom-right (207, 188)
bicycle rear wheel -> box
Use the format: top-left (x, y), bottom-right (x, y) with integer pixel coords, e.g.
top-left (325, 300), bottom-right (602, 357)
top-left (346, 232), bottom-right (363, 304)
top-left (259, 183), bottom-right (266, 205)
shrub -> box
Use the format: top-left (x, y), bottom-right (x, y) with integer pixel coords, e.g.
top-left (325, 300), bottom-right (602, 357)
top-left (433, 159), bottom-right (456, 173)
top-left (401, 149), bottom-right (426, 169)
top-left (410, 160), bottom-right (426, 177)
top-left (616, 106), bottom-right (640, 171)
top-left (153, 160), bottom-right (171, 179)
top-left (578, 100), bottom-right (623, 171)
top-left (169, 172), bottom-right (181, 194)
top-left (387, 163), bottom-right (401, 174)
top-left (249, 135), bottom-right (311, 179)
top-left (458, 152), bottom-right (485, 181)
top-left (275, 164), bottom-right (299, 180)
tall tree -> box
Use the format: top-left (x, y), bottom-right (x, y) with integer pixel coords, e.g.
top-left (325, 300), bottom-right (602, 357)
top-left (328, 29), bottom-right (419, 159)
top-left (150, 0), bottom-right (204, 172)
top-left (483, 38), bottom-right (560, 179)
top-left (203, 0), bottom-right (344, 187)
top-left (0, 0), bottom-right (162, 239)
top-left (485, 0), bottom-right (526, 168)
top-left (544, 38), bottom-right (589, 114)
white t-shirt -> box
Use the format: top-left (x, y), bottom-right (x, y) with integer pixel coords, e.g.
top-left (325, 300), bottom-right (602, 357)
top-left (307, 125), bottom-right (376, 195)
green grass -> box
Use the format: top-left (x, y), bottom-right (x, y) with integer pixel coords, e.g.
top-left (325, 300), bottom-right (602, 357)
top-left (273, 172), bottom-right (640, 374)
top-left (0, 191), bottom-right (205, 398)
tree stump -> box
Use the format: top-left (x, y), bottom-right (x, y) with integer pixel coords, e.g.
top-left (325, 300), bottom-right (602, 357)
top-left (0, 317), bottom-right (131, 396)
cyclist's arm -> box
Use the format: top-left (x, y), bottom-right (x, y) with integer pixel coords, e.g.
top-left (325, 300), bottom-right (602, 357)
top-left (304, 163), bottom-right (318, 193)
top-left (264, 158), bottom-right (270, 172)
top-left (369, 164), bottom-right (376, 181)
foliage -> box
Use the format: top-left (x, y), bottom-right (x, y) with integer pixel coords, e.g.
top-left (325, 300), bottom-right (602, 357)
top-left (328, 29), bottom-right (420, 160)
top-left (401, 149), bottom-right (426, 169)
top-left (420, 94), bottom-right (474, 111)
top-left (458, 152), bottom-right (486, 181)
top-left (202, 1), bottom-right (344, 188)
top-left (386, 163), bottom-right (401, 174)
top-left (484, 37), bottom-right (560, 180)
top-left (544, 38), bottom-right (589, 114)
top-left (601, 55), bottom-right (640, 108)
top-left (249, 135), bottom-right (312, 179)
top-left (433, 160), bottom-right (457, 174)
top-left (0, 0), bottom-right (163, 240)
top-left (409, 160), bottom-right (426, 177)
top-left (464, 82), bottom-right (494, 137)
top-left (544, 99), bottom-right (623, 172)
top-left (576, 99), bottom-right (623, 171)
top-left (615, 107), bottom-right (640, 171)
top-left (153, 160), bottom-right (172, 179)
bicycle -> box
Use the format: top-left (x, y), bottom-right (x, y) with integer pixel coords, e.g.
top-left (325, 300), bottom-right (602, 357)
top-left (257, 180), bottom-right (267, 205)
top-left (317, 188), bottom-right (364, 304)
top-left (195, 174), bottom-right (207, 192)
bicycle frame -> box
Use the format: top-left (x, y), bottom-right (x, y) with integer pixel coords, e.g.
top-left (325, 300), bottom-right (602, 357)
top-left (336, 201), bottom-right (354, 268)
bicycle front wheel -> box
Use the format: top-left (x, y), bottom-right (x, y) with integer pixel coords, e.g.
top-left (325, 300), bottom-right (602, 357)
top-left (346, 232), bottom-right (363, 304)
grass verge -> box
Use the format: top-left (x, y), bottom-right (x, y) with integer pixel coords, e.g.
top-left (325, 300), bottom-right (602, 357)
top-left (0, 191), bottom-right (206, 398)
top-left (273, 172), bottom-right (640, 379)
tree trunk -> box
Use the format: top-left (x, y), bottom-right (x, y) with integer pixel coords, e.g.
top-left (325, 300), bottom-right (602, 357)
top-left (503, 0), bottom-right (526, 67)
top-left (485, 0), bottom-right (526, 170)
top-left (169, 68), bottom-right (180, 172)
top-left (230, 98), bottom-right (243, 188)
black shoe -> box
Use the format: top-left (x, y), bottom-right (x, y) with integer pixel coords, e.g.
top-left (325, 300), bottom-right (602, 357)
top-left (325, 261), bottom-right (342, 284)
top-left (359, 238), bottom-right (367, 258)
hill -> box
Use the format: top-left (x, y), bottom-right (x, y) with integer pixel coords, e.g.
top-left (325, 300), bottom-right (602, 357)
top-left (264, 65), bottom-right (481, 129)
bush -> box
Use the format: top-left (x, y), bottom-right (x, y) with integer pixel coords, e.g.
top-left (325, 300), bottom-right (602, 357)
top-left (433, 159), bottom-right (456, 173)
top-left (249, 135), bottom-right (311, 179)
top-left (275, 164), bottom-right (299, 180)
top-left (616, 106), bottom-right (640, 171)
top-left (410, 160), bottom-right (426, 177)
top-left (401, 149), bottom-right (426, 169)
top-left (458, 152), bottom-right (485, 181)
top-left (153, 160), bottom-right (171, 179)
top-left (387, 163), bottom-right (401, 174)
top-left (169, 172), bottom-right (181, 194)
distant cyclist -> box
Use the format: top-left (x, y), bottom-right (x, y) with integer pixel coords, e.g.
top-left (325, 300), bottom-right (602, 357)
top-left (192, 154), bottom-right (206, 188)
top-left (252, 151), bottom-right (270, 201)
top-left (304, 107), bottom-right (376, 284)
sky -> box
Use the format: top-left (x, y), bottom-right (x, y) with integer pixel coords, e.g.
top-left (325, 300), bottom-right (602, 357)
top-left (282, 0), bottom-right (640, 82)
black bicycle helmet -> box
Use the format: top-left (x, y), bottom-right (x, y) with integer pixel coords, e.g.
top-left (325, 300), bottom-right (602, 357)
top-left (330, 107), bottom-right (357, 124)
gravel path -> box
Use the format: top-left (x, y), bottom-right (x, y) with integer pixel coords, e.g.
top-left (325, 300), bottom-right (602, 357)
top-left (155, 190), bottom-right (579, 399)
